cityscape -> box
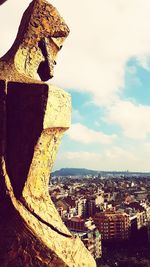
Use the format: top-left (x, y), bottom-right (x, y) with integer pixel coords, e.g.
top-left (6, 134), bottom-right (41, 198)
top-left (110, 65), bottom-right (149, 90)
top-left (50, 168), bottom-right (150, 267)
top-left (1, 0), bottom-right (150, 266)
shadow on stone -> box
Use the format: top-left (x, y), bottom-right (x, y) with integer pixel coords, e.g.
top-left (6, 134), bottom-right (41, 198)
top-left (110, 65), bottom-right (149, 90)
top-left (5, 82), bottom-right (48, 198)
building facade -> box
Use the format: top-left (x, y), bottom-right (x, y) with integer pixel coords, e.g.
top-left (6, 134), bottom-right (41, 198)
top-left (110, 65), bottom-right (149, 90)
top-left (94, 212), bottom-right (130, 241)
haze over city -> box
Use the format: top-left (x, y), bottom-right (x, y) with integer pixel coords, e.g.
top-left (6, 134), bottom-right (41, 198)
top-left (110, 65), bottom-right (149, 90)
top-left (1, 0), bottom-right (150, 171)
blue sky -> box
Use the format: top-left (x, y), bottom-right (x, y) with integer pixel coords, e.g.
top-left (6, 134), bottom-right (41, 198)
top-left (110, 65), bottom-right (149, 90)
top-left (123, 58), bottom-right (150, 105)
top-left (51, 1), bottom-right (150, 172)
top-left (53, 57), bottom-right (150, 171)
top-left (1, 0), bottom-right (150, 172)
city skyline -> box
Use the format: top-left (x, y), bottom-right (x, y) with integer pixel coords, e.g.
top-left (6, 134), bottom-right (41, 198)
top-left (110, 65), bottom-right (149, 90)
top-left (1, 1), bottom-right (150, 171)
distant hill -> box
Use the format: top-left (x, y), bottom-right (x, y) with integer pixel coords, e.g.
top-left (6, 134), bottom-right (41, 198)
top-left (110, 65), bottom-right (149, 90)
top-left (52, 168), bottom-right (150, 177)
top-left (52, 168), bottom-right (99, 177)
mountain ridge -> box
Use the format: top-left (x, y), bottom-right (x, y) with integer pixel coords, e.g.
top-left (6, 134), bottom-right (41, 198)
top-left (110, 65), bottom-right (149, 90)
top-left (52, 168), bottom-right (150, 177)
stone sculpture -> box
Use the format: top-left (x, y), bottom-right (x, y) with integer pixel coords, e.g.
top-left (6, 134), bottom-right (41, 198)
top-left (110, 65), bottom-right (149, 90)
top-left (0, 0), bottom-right (96, 266)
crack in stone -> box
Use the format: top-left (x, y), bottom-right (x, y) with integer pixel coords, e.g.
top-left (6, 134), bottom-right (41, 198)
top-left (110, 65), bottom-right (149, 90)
top-left (20, 199), bottom-right (72, 238)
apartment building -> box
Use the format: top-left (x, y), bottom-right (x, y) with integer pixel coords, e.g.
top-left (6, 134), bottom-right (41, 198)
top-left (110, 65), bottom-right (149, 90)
top-left (94, 211), bottom-right (130, 240)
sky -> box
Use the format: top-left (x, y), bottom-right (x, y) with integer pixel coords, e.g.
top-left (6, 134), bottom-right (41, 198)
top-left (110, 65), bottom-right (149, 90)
top-left (1, 1), bottom-right (150, 171)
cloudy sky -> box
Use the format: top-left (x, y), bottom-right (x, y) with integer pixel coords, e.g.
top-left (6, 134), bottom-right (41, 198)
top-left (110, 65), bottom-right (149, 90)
top-left (1, 0), bottom-right (150, 171)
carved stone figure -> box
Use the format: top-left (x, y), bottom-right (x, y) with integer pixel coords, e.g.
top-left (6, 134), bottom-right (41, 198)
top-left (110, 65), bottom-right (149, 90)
top-left (0, 0), bottom-right (96, 266)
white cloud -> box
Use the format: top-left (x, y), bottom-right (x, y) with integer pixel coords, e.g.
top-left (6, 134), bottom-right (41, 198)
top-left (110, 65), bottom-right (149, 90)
top-left (50, 0), bottom-right (150, 106)
top-left (144, 142), bottom-right (150, 153)
top-left (1, 1), bottom-right (150, 105)
top-left (0, 0), bottom-right (150, 105)
top-left (105, 146), bottom-right (136, 161)
top-left (67, 123), bottom-right (116, 144)
top-left (105, 100), bottom-right (150, 139)
top-left (137, 55), bottom-right (150, 72)
top-left (55, 143), bottom-right (150, 171)
top-left (65, 151), bottom-right (101, 161)
top-left (55, 151), bottom-right (102, 170)
top-left (0, 0), bottom-right (32, 56)
top-left (102, 144), bottom-right (149, 171)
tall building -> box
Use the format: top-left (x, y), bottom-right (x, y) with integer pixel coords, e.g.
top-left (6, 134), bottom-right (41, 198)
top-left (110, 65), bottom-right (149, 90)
top-left (86, 197), bottom-right (97, 217)
top-left (94, 212), bottom-right (130, 241)
top-left (76, 198), bottom-right (87, 218)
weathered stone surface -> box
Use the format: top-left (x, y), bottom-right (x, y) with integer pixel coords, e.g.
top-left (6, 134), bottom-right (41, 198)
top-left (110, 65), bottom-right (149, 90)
top-left (0, 0), bottom-right (69, 82)
top-left (0, 0), bottom-right (96, 266)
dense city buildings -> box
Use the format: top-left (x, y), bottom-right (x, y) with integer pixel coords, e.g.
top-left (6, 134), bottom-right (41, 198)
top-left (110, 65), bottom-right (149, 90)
top-left (49, 171), bottom-right (150, 263)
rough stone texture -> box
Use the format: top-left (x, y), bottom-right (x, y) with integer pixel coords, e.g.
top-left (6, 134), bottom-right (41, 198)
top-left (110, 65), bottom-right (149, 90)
top-left (0, 0), bottom-right (69, 83)
top-left (0, 0), bottom-right (96, 266)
